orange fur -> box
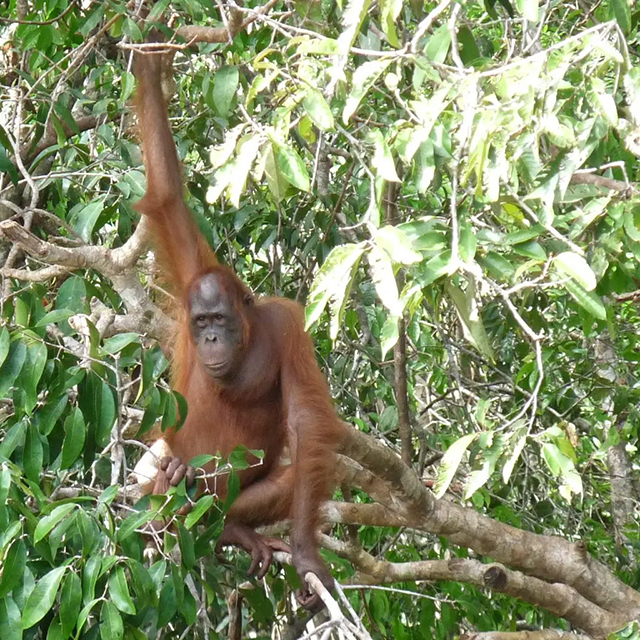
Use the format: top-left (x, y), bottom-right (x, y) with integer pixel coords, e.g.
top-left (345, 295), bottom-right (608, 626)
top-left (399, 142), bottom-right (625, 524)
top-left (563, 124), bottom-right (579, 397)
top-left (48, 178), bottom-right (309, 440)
top-left (133, 48), bottom-right (343, 600)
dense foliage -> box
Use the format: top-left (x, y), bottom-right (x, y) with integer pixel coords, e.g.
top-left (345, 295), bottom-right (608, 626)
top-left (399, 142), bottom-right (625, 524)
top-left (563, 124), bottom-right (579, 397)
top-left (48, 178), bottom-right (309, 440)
top-left (1, 0), bottom-right (640, 638)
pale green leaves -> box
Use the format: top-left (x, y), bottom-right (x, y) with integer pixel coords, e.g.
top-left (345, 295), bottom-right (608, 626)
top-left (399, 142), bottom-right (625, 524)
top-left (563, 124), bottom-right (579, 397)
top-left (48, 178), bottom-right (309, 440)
top-left (553, 252), bottom-right (606, 320)
top-left (303, 90), bottom-right (334, 131)
top-left (375, 226), bottom-right (422, 266)
top-left (553, 252), bottom-right (596, 291)
top-left (434, 434), bottom-right (476, 498)
top-left (343, 59), bottom-right (392, 123)
top-left (540, 427), bottom-right (583, 501)
top-left (306, 224), bottom-right (424, 346)
top-left (435, 423), bottom-right (582, 502)
top-left (446, 280), bottom-right (495, 363)
top-left (515, 0), bottom-right (539, 22)
top-left (368, 130), bottom-right (399, 182)
top-left (207, 132), bottom-right (313, 204)
top-left (306, 242), bottom-right (367, 340)
top-left (369, 246), bottom-right (402, 316)
top-left (379, 0), bottom-right (403, 47)
top-left (336, 0), bottom-right (371, 55)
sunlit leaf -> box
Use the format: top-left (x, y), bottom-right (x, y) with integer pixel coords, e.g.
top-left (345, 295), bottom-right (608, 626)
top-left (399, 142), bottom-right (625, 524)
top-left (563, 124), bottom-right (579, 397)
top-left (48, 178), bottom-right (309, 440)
top-left (368, 130), bottom-right (400, 182)
top-left (368, 246), bottom-right (401, 315)
top-left (343, 59), bottom-right (393, 123)
top-left (554, 252), bottom-right (597, 291)
top-left (274, 142), bottom-right (310, 192)
top-left (375, 226), bottom-right (423, 264)
top-left (434, 434), bottom-right (477, 498)
top-left (305, 243), bottom-right (367, 330)
top-left (303, 90), bottom-right (335, 131)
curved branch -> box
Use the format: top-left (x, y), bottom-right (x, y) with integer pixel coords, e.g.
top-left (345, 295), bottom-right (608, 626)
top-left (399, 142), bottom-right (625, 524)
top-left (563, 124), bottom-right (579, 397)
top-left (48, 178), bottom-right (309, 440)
top-left (339, 425), bottom-right (640, 617)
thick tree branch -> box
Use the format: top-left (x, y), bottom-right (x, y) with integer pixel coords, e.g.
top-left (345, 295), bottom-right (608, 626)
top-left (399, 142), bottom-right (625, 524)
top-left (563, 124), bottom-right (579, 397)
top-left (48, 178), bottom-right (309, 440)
top-left (338, 426), bottom-right (640, 618)
top-left (321, 537), bottom-right (624, 637)
top-left (462, 631), bottom-right (591, 640)
top-left (0, 218), bottom-right (171, 342)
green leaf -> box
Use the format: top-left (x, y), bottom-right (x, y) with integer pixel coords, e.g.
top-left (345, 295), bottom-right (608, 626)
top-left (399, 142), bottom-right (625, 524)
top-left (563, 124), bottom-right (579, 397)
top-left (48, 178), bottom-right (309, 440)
top-left (178, 524), bottom-right (196, 569)
top-left (274, 142), bottom-right (310, 192)
top-left (343, 59), bottom-right (393, 123)
top-left (589, 78), bottom-right (618, 126)
top-left (446, 281), bottom-right (495, 362)
top-left (108, 566), bottom-right (136, 615)
top-left (22, 566), bottom-right (66, 629)
top-left (96, 380), bottom-right (116, 447)
top-left (188, 454), bottom-right (215, 469)
top-left (368, 246), bottom-right (401, 315)
top-left (561, 279), bottom-right (606, 320)
top-left (263, 142), bottom-right (289, 201)
top-left (77, 599), bottom-right (100, 634)
top-left (82, 556), bottom-right (101, 605)
top-left (502, 423), bottom-right (528, 483)
top-left (0, 327), bottom-right (10, 368)
top-left (35, 309), bottom-right (75, 327)
top-left (61, 408), bottom-right (86, 469)
top-left (553, 251), bottom-right (597, 291)
top-left (71, 200), bottom-right (104, 242)
top-left (0, 419), bottom-right (27, 459)
top-left (23, 423), bottom-right (43, 481)
top-left (380, 313), bottom-right (400, 360)
top-left (120, 71), bottom-right (135, 104)
top-left (379, 0), bottom-right (402, 46)
top-left (479, 252), bottom-right (515, 281)
top-left (21, 342), bottom-right (47, 414)
top-left (513, 240), bottom-right (547, 261)
top-left (79, 5), bottom-right (104, 36)
top-left (100, 601), bottom-right (123, 640)
top-left (418, 251), bottom-right (453, 287)
top-left (425, 24), bottom-right (451, 63)
top-left (515, 0), bottom-right (539, 21)
top-left (302, 90), bottom-right (334, 131)
top-left (434, 434), bottom-right (477, 498)
top-left (368, 130), bottom-right (399, 182)
top-left (305, 243), bottom-right (367, 333)
top-left (117, 510), bottom-right (154, 542)
top-left (0, 340), bottom-right (27, 398)
top-left (611, 0), bottom-right (631, 33)
top-left (0, 597), bottom-right (21, 640)
top-left (223, 470), bottom-right (241, 512)
top-left (228, 136), bottom-right (262, 208)
top-left (47, 620), bottom-right (63, 640)
top-left (0, 540), bottom-right (26, 599)
top-left (184, 495), bottom-right (214, 529)
top-left (336, 0), bottom-right (371, 54)
top-left (213, 66), bottom-right (239, 118)
top-left (56, 276), bottom-right (87, 315)
top-left (457, 26), bottom-right (480, 65)
top-left (375, 226), bottom-right (423, 265)
top-left (35, 504), bottom-right (76, 544)
top-left (102, 333), bottom-right (140, 354)
top-left (157, 580), bottom-right (177, 627)
top-left (59, 571), bottom-right (82, 639)
top-left (0, 464), bottom-right (10, 505)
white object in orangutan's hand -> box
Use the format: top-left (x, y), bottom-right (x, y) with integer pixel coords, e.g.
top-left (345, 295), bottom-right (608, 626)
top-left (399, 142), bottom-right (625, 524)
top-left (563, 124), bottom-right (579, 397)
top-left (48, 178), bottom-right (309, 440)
top-left (131, 439), bottom-right (173, 493)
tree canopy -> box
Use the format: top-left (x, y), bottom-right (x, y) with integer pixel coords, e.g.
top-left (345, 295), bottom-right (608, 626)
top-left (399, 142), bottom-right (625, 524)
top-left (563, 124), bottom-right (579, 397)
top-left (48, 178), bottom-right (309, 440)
top-left (1, 0), bottom-right (640, 639)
